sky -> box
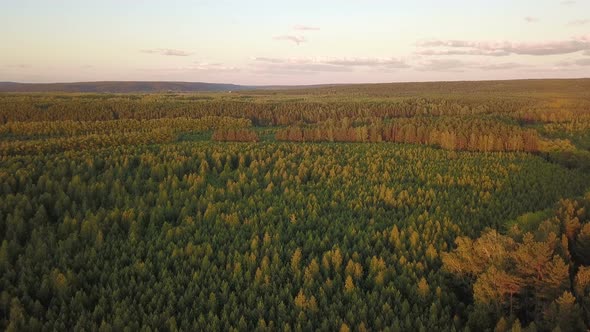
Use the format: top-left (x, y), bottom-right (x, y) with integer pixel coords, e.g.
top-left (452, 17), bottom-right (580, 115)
top-left (1, 0), bottom-right (590, 85)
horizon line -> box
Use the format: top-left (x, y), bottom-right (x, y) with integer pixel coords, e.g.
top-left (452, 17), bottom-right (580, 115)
top-left (2, 76), bottom-right (590, 87)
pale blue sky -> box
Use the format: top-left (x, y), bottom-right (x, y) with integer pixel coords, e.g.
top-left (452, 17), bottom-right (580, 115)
top-left (1, 0), bottom-right (590, 84)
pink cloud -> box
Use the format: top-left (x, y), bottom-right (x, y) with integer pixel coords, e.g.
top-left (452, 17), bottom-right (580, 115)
top-left (273, 35), bottom-right (307, 45)
top-left (141, 48), bottom-right (193, 56)
top-left (293, 25), bottom-right (320, 31)
top-left (417, 36), bottom-right (590, 56)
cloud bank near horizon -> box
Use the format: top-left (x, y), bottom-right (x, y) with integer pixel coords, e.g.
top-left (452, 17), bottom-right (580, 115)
top-left (2, 0), bottom-right (590, 84)
top-left (141, 49), bottom-right (193, 57)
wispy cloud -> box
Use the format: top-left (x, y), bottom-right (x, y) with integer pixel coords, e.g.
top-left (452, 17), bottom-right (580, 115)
top-left (415, 49), bottom-right (510, 57)
top-left (417, 36), bottom-right (590, 56)
top-left (273, 35), bottom-right (307, 45)
top-left (251, 57), bottom-right (286, 64)
top-left (254, 56), bottom-right (408, 68)
top-left (140, 62), bottom-right (240, 74)
top-left (416, 59), bottom-right (472, 72)
top-left (478, 62), bottom-right (529, 70)
top-left (293, 25), bottom-right (320, 31)
top-left (141, 48), bottom-right (193, 56)
top-left (416, 59), bottom-right (529, 72)
top-left (558, 58), bottom-right (590, 66)
top-left (567, 19), bottom-right (590, 26)
top-left (251, 59), bottom-right (349, 75)
top-left (323, 57), bottom-right (410, 68)
top-left (253, 56), bottom-right (533, 73)
top-left (251, 56), bottom-right (409, 74)
top-left (255, 64), bottom-right (352, 74)
top-left (191, 62), bottom-right (240, 72)
top-left (524, 16), bottom-right (539, 23)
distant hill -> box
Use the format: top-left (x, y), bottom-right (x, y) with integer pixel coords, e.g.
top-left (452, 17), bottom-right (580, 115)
top-left (0, 81), bottom-right (253, 93)
top-left (1, 78), bottom-right (589, 95)
top-left (254, 79), bottom-right (590, 97)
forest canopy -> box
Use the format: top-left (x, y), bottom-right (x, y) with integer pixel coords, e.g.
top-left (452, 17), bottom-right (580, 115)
top-left (1, 79), bottom-right (590, 330)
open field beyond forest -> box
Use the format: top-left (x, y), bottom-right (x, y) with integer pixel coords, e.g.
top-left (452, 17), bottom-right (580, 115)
top-left (2, 79), bottom-right (590, 331)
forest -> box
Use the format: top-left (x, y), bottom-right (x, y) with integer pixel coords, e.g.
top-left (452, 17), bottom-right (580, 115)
top-left (1, 79), bottom-right (590, 331)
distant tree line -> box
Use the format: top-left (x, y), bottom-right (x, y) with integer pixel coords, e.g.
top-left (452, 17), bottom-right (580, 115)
top-left (276, 118), bottom-right (540, 152)
top-left (0, 94), bottom-right (535, 126)
top-left (0, 117), bottom-right (252, 155)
